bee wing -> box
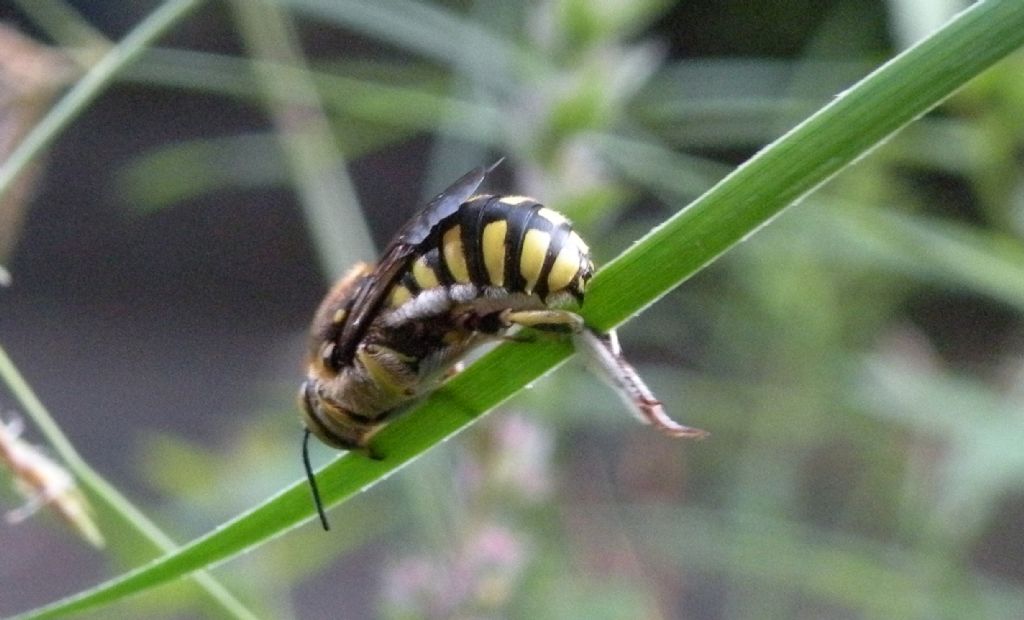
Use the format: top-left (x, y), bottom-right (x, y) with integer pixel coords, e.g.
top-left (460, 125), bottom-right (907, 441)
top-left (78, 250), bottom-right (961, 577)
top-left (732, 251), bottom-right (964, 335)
top-left (392, 160), bottom-right (501, 247)
top-left (333, 161), bottom-right (500, 365)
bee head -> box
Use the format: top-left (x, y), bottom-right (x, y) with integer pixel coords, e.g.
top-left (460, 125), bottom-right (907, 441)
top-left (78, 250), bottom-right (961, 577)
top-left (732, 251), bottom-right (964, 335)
top-left (299, 377), bottom-right (379, 531)
top-left (299, 379), bottom-right (361, 451)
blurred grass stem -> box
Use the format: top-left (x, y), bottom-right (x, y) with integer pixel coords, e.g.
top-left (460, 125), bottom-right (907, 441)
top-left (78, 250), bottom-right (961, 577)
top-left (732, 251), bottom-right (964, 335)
top-left (0, 1), bottom-right (257, 616)
top-left (12, 0), bottom-right (112, 66)
top-left (0, 345), bottom-right (256, 619)
top-left (231, 0), bottom-right (375, 277)
top-left (0, 0), bottom-right (203, 207)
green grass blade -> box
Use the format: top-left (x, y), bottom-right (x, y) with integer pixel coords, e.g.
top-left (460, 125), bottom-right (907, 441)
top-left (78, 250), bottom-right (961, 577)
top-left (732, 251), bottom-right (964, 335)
top-left (14, 0), bottom-right (1024, 617)
top-left (231, 0), bottom-right (375, 277)
top-left (1, 1), bottom-right (256, 616)
top-left (0, 345), bottom-right (256, 619)
top-left (595, 133), bottom-right (1024, 313)
top-left (583, 0), bottom-right (1024, 331)
top-left (0, 0), bottom-right (205, 203)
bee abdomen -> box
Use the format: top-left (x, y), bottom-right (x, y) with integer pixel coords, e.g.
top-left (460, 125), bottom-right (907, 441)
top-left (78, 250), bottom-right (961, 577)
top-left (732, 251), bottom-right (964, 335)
top-left (408, 195), bottom-right (593, 305)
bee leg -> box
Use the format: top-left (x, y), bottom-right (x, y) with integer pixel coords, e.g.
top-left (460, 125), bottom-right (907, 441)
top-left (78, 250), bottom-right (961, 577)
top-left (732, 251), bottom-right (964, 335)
top-left (498, 332), bottom-right (539, 344)
top-left (574, 328), bottom-right (709, 439)
top-left (500, 309), bottom-right (585, 333)
top-left (357, 345), bottom-right (418, 398)
top-left (339, 441), bottom-right (383, 460)
top-left (443, 361), bottom-right (466, 379)
top-left (351, 427), bottom-right (386, 461)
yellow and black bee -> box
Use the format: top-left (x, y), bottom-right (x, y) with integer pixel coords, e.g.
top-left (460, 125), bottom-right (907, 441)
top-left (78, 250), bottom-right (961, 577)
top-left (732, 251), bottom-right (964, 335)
top-left (300, 162), bottom-right (705, 529)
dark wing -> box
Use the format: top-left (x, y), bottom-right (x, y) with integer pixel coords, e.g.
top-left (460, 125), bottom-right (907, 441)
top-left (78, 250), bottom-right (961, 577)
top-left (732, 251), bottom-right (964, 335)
top-left (333, 161), bottom-right (501, 365)
top-left (396, 159), bottom-right (502, 247)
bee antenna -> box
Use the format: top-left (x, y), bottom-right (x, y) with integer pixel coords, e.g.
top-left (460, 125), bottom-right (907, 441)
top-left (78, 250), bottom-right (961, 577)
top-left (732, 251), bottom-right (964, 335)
top-left (302, 428), bottom-right (330, 531)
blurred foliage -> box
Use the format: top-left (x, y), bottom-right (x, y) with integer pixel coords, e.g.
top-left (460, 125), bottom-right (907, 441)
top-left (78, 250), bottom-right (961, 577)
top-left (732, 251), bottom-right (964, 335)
top-left (0, 22), bottom-right (75, 261)
top-left (4, 0), bottom-right (1024, 618)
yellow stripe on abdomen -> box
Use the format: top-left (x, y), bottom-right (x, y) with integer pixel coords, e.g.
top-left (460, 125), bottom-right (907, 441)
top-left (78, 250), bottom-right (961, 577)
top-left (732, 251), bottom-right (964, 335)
top-left (388, 285), bottom-right (412, 308)
top-left (546, 245), bottom-right (582, 293)
top-left (412, 255), bottom-right (439, 289)
top-left (536, 207), bottom-right (568, 228)
top-left (482, 220), bottom-right (508, 286)
top-left (568, 230), bottom-right (589, 255)
top-left (498, 195), bottom-right (534, 206)
top-left (519, 229), bottom-right (551, 294)
top-left (442, 225), bottom-right (471, 283)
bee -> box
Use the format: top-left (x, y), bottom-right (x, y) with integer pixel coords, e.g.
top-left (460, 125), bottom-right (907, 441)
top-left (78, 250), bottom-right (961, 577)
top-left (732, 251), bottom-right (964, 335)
top-left (300, 162), bottom-right (706, 529)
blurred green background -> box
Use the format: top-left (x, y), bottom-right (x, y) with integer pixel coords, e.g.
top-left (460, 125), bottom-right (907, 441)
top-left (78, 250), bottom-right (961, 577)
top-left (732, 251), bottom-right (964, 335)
top-left (2, 0), bottom-right (1024, 618)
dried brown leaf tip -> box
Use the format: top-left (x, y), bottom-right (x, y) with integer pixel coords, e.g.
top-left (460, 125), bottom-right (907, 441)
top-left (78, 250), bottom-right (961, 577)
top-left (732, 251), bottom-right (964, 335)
top-left (0, 415), bottom-right (104, 548)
